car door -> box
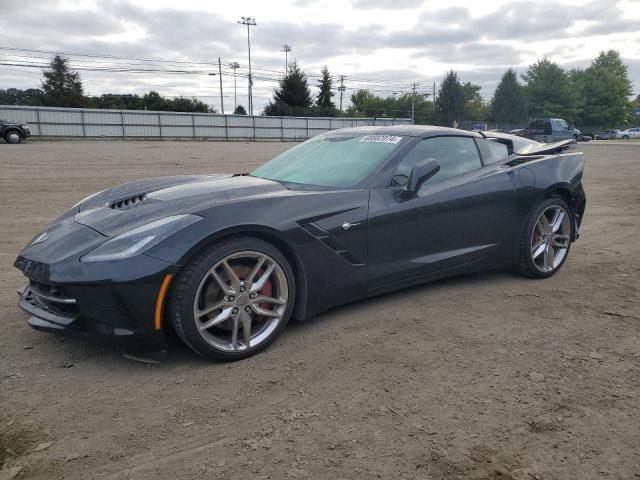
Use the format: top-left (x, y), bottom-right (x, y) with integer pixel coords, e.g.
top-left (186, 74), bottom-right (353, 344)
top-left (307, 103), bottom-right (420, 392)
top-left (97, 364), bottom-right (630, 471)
top-left (366, 135), bottom-right (519, 290)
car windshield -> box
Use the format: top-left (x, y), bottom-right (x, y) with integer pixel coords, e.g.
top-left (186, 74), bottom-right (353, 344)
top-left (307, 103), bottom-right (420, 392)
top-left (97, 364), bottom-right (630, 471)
top-left (250, 133), bottom-right (404, 188)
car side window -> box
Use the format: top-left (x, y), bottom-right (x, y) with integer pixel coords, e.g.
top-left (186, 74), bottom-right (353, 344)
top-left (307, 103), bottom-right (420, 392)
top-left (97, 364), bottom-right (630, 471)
top-left (390, 136), bottom-right (482, 188)
top-left (475, 138), bottom-right (509, 164)
top-left (560, 120), bottom-right (569, 129)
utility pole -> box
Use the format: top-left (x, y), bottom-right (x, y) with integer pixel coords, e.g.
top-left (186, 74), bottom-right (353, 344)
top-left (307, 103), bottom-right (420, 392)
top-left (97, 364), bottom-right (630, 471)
top-left (411, 83), bottom-right (417, 124)
top-left (433, 82), bottom-right (436, 113)
top-left (338, 75), bottom-right (346, 112)
top-left (238, 16), bottom-right (256, 115)
top-left (281, 44), bottom-right (292, 74)
top-left (229, 62), bottom-right (240, 112)
top-left (218, 58), bottom-right (224, 115)
top-left (207, 71), bottom-right (222, 113)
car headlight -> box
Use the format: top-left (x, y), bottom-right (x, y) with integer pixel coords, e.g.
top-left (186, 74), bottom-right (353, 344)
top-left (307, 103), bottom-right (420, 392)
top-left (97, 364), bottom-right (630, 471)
top-left (81, 214), bottom-right (202, 262)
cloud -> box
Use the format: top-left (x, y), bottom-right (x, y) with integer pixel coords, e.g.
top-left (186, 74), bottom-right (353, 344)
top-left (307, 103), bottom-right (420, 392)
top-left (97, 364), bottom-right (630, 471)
top-left (350, 0), bottom-right (425, 9)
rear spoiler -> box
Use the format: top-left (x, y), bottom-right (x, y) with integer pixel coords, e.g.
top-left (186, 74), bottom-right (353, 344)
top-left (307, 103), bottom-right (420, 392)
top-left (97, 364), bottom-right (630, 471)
top-left (480, 131), bottom-right (573, 156)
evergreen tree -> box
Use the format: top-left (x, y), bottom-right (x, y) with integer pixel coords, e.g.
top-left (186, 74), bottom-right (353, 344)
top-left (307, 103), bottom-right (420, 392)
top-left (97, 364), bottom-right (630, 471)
top-left (234, 105), bottom-right (247, 115)
top-left (316, 65), bottom-right (336, 113)
top-left (263, 61), bottom-right (313, 116)
top-left (490, 69), bottom-right (527, 125)
top-left (576, 50), bottom-right (633, 127)
top-left (521, 58), bottom-right (579, 121)
top-left (40, 55), bottom-right (85, 107)
top-left (435, 71), bottom-right (465, 126)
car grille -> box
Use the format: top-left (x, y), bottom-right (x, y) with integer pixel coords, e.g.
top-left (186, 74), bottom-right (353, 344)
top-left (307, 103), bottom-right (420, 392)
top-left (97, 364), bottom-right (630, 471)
top-left (25, 280), bottom-right (79, 318)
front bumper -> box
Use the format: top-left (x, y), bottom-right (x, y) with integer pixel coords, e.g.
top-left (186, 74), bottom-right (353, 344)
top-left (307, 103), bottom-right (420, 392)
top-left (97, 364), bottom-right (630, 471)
top-left (15, 253), bottom-right (177, 352)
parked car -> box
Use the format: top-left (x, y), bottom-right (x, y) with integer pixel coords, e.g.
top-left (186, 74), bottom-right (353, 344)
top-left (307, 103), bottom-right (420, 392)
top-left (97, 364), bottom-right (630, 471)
top-left (1, 119), bottom-right (30, 144)
top-left (615, 127), bottom-right (640, 139)
top-left (593, 129), bottom-right (619, 140)
top-left (526, 118), bottom-right (582, 143)
top-left (15, 126), bottom-right (586, 361)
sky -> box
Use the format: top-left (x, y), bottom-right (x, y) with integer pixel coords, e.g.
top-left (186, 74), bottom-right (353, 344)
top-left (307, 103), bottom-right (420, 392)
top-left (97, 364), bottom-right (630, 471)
top-left (1, 0), bottom-right (639, 113)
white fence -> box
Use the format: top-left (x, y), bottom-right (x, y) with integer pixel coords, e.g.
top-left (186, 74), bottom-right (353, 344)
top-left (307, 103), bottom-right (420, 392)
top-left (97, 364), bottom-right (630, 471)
top-left (0, 105), bottom-right (412, 141)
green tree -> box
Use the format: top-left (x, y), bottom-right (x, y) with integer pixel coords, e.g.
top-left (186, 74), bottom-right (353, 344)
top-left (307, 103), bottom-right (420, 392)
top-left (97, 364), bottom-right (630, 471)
top-left (40, 55), bottom-right (86, 107)
top-left (234, 105), bottom-right (247, 115)
top-left (263, 61), bottom-right (313, 116)
top-left (461, 81), bottom-right (488, 121)
top-left (435, 71), bottom-right (465, 126)
top-left (316, 65), bottom-right (336, 114)
top-left (490, 69), bottom-right (527, 125)
top-left (576, 50), bottom-right (633, 127)
top-left (0, 88), bottom-right (44, 105)
top-left (521, 58), bottom-right (579, 121)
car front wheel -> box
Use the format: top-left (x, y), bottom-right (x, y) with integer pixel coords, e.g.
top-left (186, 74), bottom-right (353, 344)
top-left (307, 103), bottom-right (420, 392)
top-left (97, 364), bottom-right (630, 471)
top-left (5, 132), bottom-right (22, 144)
top-left (516, 198), bottom-right (574, 279)
top-left (168, 237), bottom-right (295, 361)
top-left (622, 135), bottom-right (629, 140)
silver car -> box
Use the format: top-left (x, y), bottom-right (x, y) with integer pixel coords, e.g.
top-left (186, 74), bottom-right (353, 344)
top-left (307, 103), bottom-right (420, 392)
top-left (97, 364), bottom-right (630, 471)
top-left (616, 127), bottom-right (640, 139)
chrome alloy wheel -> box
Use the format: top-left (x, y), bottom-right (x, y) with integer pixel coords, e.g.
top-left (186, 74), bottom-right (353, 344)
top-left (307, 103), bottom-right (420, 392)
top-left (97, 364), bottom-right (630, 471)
top-left (192, 250), bottom-right (288, 352)
top-left (530, 205), bottom-right (571, 273)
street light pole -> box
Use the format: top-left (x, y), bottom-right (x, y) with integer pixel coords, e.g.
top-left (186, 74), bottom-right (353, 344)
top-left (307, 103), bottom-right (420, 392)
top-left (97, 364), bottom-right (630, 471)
top-left (238, 16), bottom-right (256, 115)
top-left (229, 62), bottom-right (240, 112)
top-left (281, 44), bottom-right (292, 74)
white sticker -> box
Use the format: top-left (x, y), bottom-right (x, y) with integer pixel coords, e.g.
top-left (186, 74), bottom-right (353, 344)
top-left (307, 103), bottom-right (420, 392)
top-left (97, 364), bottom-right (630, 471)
top-left (359, 135), bottom-right (402, 144)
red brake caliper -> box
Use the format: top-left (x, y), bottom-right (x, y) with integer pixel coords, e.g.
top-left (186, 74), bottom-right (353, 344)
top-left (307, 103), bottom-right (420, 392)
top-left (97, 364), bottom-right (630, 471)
top-left (532, 225), bottom-right (541, 246)
top-left (255, 269), bottom-right (274, 322)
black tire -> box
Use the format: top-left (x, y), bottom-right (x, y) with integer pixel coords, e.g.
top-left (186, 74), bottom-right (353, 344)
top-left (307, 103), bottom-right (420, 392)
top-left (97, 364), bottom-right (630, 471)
top-left (4, 131), bottom-right (22, 144)
top-left (622, 135), bottom-right (629, 140)
top-left (515, 197), bottom-right (574, 279)
top-left (572, 134), bottom-right (578, 143)
top-left (168, 236), bottom-right (296, 361)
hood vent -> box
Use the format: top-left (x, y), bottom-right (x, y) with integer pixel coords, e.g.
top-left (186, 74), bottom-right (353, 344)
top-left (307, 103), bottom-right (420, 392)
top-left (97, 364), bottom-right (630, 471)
top-left (109, 194), bottom-right (146, 210)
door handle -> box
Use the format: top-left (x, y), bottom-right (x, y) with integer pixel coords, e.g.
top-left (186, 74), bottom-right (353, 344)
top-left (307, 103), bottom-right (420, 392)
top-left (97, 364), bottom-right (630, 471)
top-left (342, 222), bottom-right (361, 231)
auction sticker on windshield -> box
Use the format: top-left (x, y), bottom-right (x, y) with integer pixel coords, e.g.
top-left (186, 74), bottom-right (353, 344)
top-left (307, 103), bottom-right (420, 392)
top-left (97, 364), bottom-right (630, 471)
top-left (359, 135), bottom-right (402, 144)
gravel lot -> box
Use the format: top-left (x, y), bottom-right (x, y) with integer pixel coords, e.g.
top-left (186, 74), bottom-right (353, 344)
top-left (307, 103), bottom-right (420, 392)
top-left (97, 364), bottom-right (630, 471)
top-left (1, 140), bottom-right (639, 480)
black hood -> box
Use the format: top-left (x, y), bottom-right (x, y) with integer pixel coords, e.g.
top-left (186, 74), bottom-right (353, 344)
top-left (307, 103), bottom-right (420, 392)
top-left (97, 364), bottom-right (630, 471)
top-left (73, 174), bottom-right (288, 237)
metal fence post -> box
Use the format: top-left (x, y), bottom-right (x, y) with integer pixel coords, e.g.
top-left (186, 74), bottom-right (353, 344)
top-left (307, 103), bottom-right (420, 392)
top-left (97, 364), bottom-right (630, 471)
top-left (224, 114), bottom-right (229, 141)
top-left (192, 114), bottom-right (196, 140)
top-left (35, 108), bottom-right (41, 136)
top-left (121, 109), bottom-right (125, 138)
top-left (158, 112), bottom-right (162, 138)
top-left (252, 115), bottom-right (256, 141)
top-left (306, 117), bottom-right (309, 139)
top-left (281, 117), bottom-right (284, 141)
top-left (80, 110), bottom-right (86, 137)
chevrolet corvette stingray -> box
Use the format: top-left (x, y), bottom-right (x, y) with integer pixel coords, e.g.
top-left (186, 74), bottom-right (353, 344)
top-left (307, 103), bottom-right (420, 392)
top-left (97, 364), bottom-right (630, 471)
top-left (15, 126), bottom-right (586, 361)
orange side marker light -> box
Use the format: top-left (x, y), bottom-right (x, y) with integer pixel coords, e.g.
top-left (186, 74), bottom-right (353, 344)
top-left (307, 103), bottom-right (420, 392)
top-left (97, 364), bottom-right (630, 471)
top-left (154, 274), bottom-right (173, 330)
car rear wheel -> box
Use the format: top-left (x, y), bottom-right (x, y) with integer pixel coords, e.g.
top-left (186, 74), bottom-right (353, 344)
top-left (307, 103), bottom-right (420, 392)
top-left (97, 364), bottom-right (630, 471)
top-left (622, 135), bottom-right (629, 140)
top-left (5, 132), bottom-right (22, 144)
top-left (168, 237), bottom-right (295, 361)
top-left (515, 198), bottom-right (573, 279)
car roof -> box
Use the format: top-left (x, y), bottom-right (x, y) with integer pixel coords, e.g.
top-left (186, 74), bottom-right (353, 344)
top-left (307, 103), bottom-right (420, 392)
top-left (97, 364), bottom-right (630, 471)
top-left (328, 125), bottom-right (480, 139)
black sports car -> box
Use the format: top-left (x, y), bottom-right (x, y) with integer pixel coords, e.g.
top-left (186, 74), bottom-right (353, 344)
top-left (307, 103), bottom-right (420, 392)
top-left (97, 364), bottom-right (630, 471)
top-left (15, 126), bottom-right (586, 361)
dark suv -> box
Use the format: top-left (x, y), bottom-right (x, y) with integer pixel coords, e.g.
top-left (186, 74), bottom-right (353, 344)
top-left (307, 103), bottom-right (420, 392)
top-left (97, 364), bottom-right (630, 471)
top-left (1, 119), bottom-right (31, 144)
top-left (526, 118), bottom-right (581, 143)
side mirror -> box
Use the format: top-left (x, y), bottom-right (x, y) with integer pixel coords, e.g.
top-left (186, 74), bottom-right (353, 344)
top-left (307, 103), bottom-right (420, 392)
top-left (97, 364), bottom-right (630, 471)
top-left (401, 158), bottom-right (440, 198)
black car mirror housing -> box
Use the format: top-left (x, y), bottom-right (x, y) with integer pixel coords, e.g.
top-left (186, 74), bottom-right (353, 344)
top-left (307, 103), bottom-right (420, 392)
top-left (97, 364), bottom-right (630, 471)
top-left (400, 158), bottom-right (440, 198)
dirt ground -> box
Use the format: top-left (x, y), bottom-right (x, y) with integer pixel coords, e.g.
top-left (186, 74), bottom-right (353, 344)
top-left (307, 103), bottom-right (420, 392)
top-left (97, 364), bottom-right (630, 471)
top-left (0, 140), bottom-right (638, 480)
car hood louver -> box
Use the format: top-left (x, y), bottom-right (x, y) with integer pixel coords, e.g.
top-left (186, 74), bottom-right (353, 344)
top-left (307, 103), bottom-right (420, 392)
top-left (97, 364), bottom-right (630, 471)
top-left (109, 194), bottom-right (146, 210)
